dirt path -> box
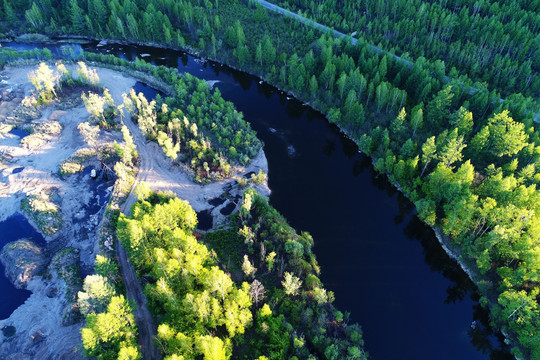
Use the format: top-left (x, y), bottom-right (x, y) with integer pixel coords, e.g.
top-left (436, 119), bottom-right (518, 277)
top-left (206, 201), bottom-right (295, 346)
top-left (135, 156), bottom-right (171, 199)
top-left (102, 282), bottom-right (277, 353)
top-left (116, 114), bottom-right (162, 360)
top-left (116, 240), bottom-right (161, 359)
top-left (92, 69), bottom-right (161, 360)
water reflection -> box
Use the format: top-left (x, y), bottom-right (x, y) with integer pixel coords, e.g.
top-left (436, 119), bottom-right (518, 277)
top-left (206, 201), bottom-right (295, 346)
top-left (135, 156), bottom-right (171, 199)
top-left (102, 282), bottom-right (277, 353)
top-left (0, 214), bottom-right (44, 319)
top-left (83, 40), bottom-right (511, 360)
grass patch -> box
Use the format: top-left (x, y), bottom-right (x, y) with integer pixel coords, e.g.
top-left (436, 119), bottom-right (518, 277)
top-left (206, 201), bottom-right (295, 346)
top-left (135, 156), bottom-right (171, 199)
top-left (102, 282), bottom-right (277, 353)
top-left (21, 189), bottom-right (62, 235)
top-left (59, 147), bottom-right (95, 176)
top-left (205, 228), bottom-right (245, 276)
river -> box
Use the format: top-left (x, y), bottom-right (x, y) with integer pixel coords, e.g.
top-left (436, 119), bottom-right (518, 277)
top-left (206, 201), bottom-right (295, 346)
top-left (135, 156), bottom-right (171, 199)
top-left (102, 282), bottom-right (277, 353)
top-left (4, 40), bottom-right (512, 359)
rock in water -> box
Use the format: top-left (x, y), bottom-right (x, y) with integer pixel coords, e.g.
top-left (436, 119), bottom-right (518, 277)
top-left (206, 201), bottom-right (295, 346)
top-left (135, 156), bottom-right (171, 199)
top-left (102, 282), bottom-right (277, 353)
top-left (0, 239), bottom-right (46, 289)
top-left (90, 169), bottom-right (97, 178)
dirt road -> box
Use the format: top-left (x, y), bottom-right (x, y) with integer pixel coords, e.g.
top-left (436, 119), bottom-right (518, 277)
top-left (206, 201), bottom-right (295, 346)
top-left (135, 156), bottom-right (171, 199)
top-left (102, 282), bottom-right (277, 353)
top-left (96, 69), bottom-right (161, 360)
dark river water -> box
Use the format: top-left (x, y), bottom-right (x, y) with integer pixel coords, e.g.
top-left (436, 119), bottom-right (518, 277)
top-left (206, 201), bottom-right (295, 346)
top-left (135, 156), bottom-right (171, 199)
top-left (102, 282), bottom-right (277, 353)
top-left (3, 41), bottom-right (512, 359)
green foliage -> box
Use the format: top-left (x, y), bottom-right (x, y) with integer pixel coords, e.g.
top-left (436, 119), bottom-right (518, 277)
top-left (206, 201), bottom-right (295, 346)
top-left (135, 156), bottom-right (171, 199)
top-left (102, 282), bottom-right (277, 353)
top-left (271, 0), bottom-right (540, 98)
top-left (77, 275), bottom-right (116, 316)
top-left (81, 295), bottom-right (140, 360)
top-left (4, 0), bottom-right (539, 356)
top-left (470, 110), bottom-right (529, 162)
top-left (118, 195), bottom-right (252, 359)
top-left (119, 71), bottom-right (261, 182)
top-left (82, 89), bottom-right (118, 128)
top-left (94, 255), bottom-right (120, 283)
top-left (134, 181), bottom-right (151, 202)
top-left (77, 61), bottom-right (100, 87)
top-left (28, 62), bottom-right (58, 103)
top-left (251, 170), bottom-right (267, 185)
top-left (281, 272), bottom-right (302, 296)
top-left (206, 189), bottom-right (367, 359)
top-left (21, 190), bottom-right (62, 236)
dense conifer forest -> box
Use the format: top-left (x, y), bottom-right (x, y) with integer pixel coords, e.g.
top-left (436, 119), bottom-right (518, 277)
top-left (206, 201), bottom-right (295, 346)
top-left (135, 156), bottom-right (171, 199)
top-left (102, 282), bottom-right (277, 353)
top-left (1, 0), bottom-right (539, 359)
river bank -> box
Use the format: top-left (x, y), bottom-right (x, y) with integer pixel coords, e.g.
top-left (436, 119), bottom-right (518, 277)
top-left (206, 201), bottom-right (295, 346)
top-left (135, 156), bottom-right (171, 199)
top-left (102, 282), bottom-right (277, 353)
top-left (0, 63), bottom-right (142, 359)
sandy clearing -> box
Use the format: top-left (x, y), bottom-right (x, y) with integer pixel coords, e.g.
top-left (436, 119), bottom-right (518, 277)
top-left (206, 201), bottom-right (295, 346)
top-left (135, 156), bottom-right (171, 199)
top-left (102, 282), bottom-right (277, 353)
top-left (0, 65), bottom-right (137, 225)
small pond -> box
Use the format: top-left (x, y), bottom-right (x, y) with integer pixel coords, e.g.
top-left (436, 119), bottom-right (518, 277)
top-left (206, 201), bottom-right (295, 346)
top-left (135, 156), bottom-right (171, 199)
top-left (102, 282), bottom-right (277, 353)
top-left (0, 213), bottom-right (45, 320)
top-left (8, 129), bottom-right (29, 139)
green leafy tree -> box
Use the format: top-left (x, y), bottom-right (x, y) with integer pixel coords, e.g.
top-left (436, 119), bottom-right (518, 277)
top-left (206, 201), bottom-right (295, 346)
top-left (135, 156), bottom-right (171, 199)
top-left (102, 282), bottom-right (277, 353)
top-left (242, 255), bottom-right (257, 279)
top-left (28, 62), bottom-right (58, 102)
top-left (420, 136), bottom-right (437, 177)
top-left (438, 129), bottom-right (466, 169)
top-left (81, 295), bottom-right (139, 359)
top-left (281, 272), bottom-right (302, 296)
top-left (470, 110), bottom-right (528, 161)
top-left (77, 275), bottom-right (115, 316)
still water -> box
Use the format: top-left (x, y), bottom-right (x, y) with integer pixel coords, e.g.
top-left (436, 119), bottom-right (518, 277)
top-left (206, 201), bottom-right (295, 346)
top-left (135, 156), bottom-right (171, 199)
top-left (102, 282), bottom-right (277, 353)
top-left (0, 213), bottom-right (44, 320)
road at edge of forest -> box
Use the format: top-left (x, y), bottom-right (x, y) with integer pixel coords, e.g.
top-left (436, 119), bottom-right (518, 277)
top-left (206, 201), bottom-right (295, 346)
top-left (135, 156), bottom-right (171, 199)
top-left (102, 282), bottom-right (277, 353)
top-left (255, 0), bottom-right (539, 121)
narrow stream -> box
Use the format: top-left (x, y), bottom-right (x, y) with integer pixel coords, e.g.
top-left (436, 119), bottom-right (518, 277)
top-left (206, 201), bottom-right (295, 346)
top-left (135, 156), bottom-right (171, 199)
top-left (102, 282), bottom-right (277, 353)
top-left (3, 41), bottom-right (513, 359)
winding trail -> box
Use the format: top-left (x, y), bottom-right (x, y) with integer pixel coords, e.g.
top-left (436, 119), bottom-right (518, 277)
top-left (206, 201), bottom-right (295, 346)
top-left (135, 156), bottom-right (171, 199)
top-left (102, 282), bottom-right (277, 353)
top-left (102, 67), bottom-right (267, 359)
top-left (97, 68), bottom-right (162, 360)
top-left (115, 239), bottom-right (161, 360)
top-left (100, 66), bottom-right (228, 360)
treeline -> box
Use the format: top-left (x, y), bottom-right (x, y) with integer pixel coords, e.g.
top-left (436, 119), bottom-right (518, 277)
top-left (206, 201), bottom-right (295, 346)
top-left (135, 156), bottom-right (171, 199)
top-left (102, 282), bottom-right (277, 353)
top-left (269, 0), bottom-right (540, 98)
top-left (0, 47), bottom-right (53, 68)
top-left (117, 190), bottom-right (367, 359)
top-left (2, 0), bottom-right (539, 358)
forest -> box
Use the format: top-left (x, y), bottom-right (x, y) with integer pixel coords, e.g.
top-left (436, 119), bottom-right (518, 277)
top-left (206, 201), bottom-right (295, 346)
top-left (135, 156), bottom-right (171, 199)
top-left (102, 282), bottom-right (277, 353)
top-left (117, 190), bottom-right (366, 359)
top-left (268, 0), bottom-right (540, 98)
top-left (1, 0), bottom-right (539, 359)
